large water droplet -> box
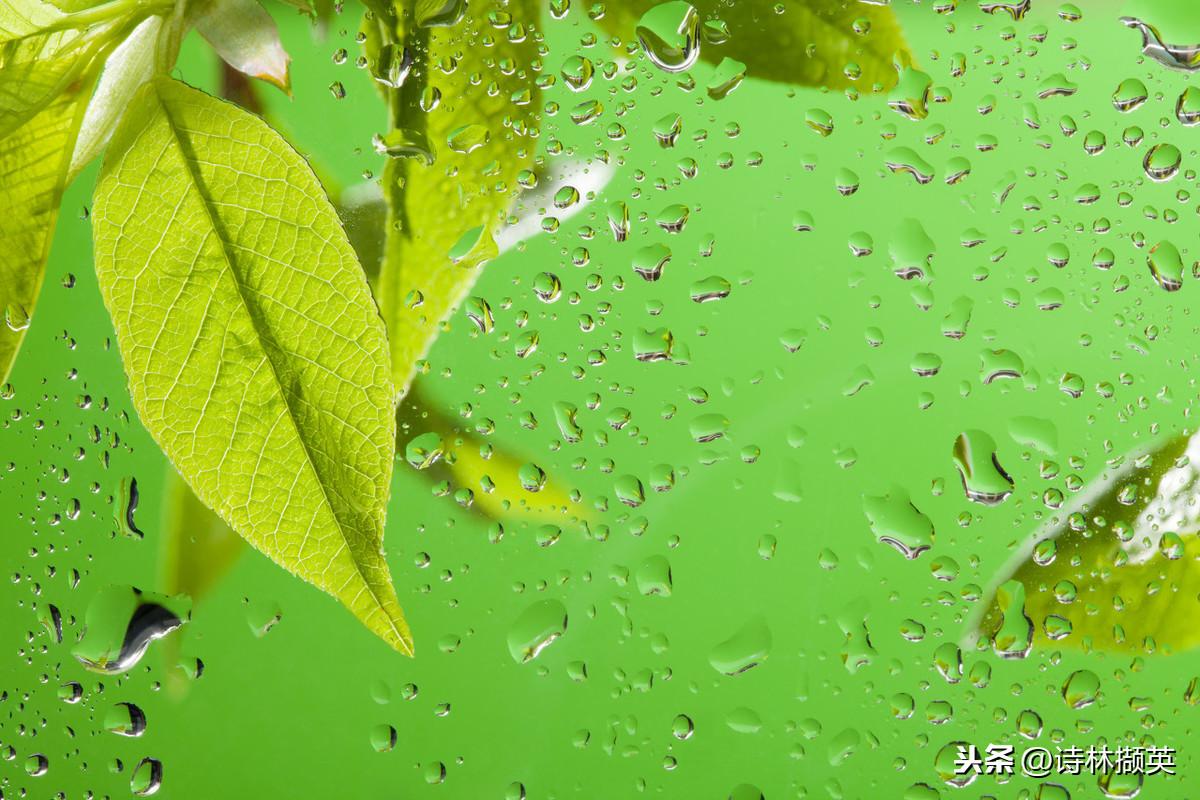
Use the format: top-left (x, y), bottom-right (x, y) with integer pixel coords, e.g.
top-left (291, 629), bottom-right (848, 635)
top-left (130, 757), bottom-right (163, 797)
top-left (1144, 143), bottom-right (1182, 181)
top-left (952, 430), bottom-right (1014, 505)
top-left (1121, 15), bottom-right (1200, 72)
top-left (992, 580), bottom-right (1033, 659)
top-left (709, 617), bottom-right (772, 675)
top-left (635, 1), bottom-right (700, 73)
top-left (507, 599), bottom-right (568, 663)
top-left (72, 587), bottom-right (191, 674)
top-left (863, 488), bottom-right (935, 559)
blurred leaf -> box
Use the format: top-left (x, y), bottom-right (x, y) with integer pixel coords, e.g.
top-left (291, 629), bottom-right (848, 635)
top-left (338, 181), bottom-right (388, 285)
top-left (366, 0), bottom-right (541, 398)
top-left (190, 0), bottom-right (291, 93)
top-left (0, 0), bottom-right (148, 138)
top-left (973, 431), bottom-right (1200, 656)
top-left (398, 386), bottom-right (583, 526)
top-left (92, 77), bottom-right (412, 654)
top-left (595, 0), bottom-right (911, 90)
top-left (159, 467), bottom-right (244, 605)
top-left (0, 71), bottom-right (92, 385)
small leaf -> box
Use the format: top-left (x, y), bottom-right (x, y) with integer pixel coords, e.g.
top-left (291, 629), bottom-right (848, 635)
top-left (971, 431), bottom-right (1200, 656)
top-left (368, 0), bottom-right (541, 398)
top-left (190, 0), bottom-right (291, 93)
top-left (0, 72), bottom-right (92, 384)
top-left (92, 77), bottom-right (411, 654)
top-left (69, 14), bottom-right (163, 181)
top-left (596, 0), bottom-right (912, 90)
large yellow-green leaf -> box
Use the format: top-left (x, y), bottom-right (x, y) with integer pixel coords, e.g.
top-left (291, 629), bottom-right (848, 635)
top-left (368, 0), bottom-right (541, 398)
top-left (0, 72), bottom-right (92, 385)
top-left (972, 431), bottom-right (1200, 656)
top-left (596, 0), bottom-right (910, 90)
top-left (92, 76), bottom-right (412, 654)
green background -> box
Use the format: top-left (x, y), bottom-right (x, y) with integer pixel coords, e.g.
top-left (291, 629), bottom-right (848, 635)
top-left (1, 1), bottom-right (1197, 797)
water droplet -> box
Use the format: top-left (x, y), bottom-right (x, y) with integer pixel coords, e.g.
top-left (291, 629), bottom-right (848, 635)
top-left (863, 488), bottom-right (934, 559)
top-left (709, 617), bottom-right (771, 675)
top-left (130, 757), bottom-right (163, 797)
top-left (464, 296), bottom-right (495, 333)
top-left (532, 272), bottom-right (562, 302)
top-left (23, 753), bottom-right (47, 777)
top-left (1062, 669), bottom-right (1101, 709)
top-left (507, 599), bottom-right (568, 663)
top-left (371, 723), bottom-right (398, 752)
top-left (1147, 240), bottom-right (1184, 291)
top-left (980, 0), bottom-right (1030, 20)
top-left (707, 57), bottom-right (746, 100)
top-left (992, 580), bottom-right (1033, 659)
top-left (104, 702), bottom-right (147, 737)
top-left (1098, 772), bottom-right (1143, 799)
top-left (1177, 86), bottom-right (1200, 124)
top-left (116, 475), bottom-right (143, 538)
top-left (405, 432), bottom-right (444, 470)
top-left (1112, 77), bottom-right (1148, 112)
top-left (4, 302), bottom-right (30, 332)
top-left (1121, 15), bottom-right (1200, 72)
top-left (636, 1), bottom-right (701, 73)
top-left (1144, 143), bottom-right (1182, 181)
top-left (633, 244), bottom-right (672, 281)
top-left (690, 275), bottom-right (731, 303)
top-left (889, 219), bottom-right (936, 280)
top-left (518, 462), bottom-right (547, 491)
top-left (447, 124), bottom-right (490, 154)
top-left (72, 587), bottom-right (191, 674)
top-left (372, 43), bottom-right (413, 89)
top-left (888, 66), bottom-right (932, 120)
top-left (952, 430), bottom-right (1013, 505)
top-left (560, 55), bottom-right (595, 92)
top-left (372, 129), bottom-right (433, 163)
top-left (636, 555), bottom-right (673, 596)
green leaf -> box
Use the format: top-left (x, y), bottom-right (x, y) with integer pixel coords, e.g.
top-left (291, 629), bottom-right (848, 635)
top-left (971, 431), bottom-right (1200, 657)
top-left (0, 0), bottom-right (143, 139)
top-left (595, 0), bottom-right (911, 90)
top-left (368, 0), bottom-right (541, 398)
top-left (0, 72), bottom-right (92, 385)
top-left (92, 76), bottom-right (412, 655)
